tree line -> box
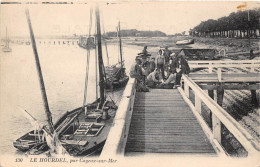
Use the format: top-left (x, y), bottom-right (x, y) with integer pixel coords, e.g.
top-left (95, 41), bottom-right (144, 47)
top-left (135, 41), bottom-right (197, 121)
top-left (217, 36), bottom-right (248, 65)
top-left (190, 8), bottom-right (260, 38)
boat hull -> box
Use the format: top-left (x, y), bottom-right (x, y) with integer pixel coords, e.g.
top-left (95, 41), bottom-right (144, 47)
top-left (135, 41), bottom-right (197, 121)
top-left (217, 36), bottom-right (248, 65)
top-left (13, 130), bottom-right (45, 152)
top-left (176, 39), bottom-right (194, 45)
top-left (105, 66), bottom-right (129, 90)
top-left (13, 100), bottom-right (117, 156)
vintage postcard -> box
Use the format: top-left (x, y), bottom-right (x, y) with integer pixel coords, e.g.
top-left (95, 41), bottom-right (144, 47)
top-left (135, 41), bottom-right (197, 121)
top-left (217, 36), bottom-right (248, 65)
top-left (0, 1), bottom-right (259, 167)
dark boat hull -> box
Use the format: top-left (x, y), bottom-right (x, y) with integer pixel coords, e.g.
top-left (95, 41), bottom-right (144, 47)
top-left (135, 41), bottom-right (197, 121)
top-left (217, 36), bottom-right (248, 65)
top-left (13, 102), bottom-right (98, 152)
top-left (106, 76), bottom-right (129, 90)
top-left (105, 66), bottom-right (129, 90)
top-left (78, 44), bottom-right (96, 49)
top-left (13, 100), bottom-right (117, 156)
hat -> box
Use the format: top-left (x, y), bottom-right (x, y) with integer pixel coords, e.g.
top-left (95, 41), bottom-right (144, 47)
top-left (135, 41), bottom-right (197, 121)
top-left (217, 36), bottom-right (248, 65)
top-left (135, 56), bottom-right (142, 60)
top-left (138, 52), bottom-right (145, 56)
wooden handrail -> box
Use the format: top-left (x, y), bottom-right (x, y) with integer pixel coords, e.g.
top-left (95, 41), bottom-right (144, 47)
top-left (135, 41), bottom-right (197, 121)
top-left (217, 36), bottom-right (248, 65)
top-left (181, 74), bottom-right (260, 157)
top-left (100, 78), bottom-right (136, 157)
top-left (189, 59), bottom-right (260, 74)
top-left (189, 60), bottom-right (260, 68)
top-left (189, 60), bottom-right (260, 64)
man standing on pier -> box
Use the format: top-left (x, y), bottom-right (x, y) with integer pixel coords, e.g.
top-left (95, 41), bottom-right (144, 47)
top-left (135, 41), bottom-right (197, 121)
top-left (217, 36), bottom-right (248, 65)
top-left (139, 46), bottom-right (151, 57)
top-left (155, 49), bottom-right (166, 79)
top-left (164, 46), bottom-right (172, 76)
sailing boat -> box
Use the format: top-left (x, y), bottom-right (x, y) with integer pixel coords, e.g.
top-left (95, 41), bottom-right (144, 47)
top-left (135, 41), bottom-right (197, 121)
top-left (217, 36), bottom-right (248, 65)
top-left (105, 21), bottom-right (129, 90)
top-left (2, 27), bottom-right (12, 52)
top-left (78, 35), bottom-right (96, 49)
top-left (13, 7), bottom-right (117, 156)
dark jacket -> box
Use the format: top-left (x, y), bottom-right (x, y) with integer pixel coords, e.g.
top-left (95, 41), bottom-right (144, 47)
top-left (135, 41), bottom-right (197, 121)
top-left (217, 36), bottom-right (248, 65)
top-left (170, 57), bottom-right (190, 74)
top-left (149, 60), bottom-right (156, 73)
top-left (164, 49), bottom-right (172, 63)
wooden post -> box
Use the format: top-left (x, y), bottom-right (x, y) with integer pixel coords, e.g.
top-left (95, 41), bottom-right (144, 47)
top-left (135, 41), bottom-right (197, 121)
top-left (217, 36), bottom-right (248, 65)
top-left (212, 113), bottom-right (221, 143)
top-left (217, 86), bottom-right (224, 107)
top-left (250, 62), bottom-right (255, 73)
top-left (217, 68), bottom-right (222, 82)
top-left (184, 81), bottom-right (189, 98)
top-left (195, 94), bottom-right (201, 114)
top-left (209, 62), bottom-right (213, 73)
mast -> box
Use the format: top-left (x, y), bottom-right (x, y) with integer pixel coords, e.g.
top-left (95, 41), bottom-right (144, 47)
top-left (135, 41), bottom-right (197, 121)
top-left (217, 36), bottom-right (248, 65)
top-left (83, 8), bottom-right (93, 111)
top-left (25, 9), bottom-right (54, 132)
top-left (96, 6), bottom-right (105, 108)
top-left (118, 21), bottom-right (123, 69)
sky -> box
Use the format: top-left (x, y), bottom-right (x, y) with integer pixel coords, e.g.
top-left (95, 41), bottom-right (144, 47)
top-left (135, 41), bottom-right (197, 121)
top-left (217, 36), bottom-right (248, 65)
top-left (0, 1), bottom-right (259, 37)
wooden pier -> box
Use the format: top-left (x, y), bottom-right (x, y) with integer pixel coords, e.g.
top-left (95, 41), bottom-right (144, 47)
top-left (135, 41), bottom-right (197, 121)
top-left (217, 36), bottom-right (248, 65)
top-left (100, 60), bottom-right (260, 158)
top-left (125, 89), bottom-right (216, 155)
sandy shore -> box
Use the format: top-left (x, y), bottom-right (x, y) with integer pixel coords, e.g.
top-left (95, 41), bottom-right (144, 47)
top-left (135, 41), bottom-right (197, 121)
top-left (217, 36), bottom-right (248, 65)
top-left (109, 36), bottom-right (259, 59)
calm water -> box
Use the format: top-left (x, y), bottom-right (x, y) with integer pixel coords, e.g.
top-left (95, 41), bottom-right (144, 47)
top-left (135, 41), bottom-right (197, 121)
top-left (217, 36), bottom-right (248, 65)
top-left (0, 41), bottom-right (141, 155)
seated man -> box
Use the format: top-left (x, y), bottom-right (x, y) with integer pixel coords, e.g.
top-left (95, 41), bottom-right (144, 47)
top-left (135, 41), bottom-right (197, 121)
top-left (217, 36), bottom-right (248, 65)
top-left (146, 68), bottom-right (163, 88)
top-left (170, 54), bottom-right (190, 87)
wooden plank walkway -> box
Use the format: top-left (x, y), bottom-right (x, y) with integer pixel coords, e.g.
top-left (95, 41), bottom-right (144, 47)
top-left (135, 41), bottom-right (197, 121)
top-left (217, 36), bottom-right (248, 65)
top-left (125, 89), bottom-right (216, 155)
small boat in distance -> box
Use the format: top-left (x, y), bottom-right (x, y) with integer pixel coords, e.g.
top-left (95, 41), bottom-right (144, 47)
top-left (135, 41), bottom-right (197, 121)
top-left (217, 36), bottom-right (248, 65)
top-left (176, 39), bottom-right (194, 45)
top-left (2, 27), bottom-right (12, 52)
top-left (78, 36), bottom-right (96, 49)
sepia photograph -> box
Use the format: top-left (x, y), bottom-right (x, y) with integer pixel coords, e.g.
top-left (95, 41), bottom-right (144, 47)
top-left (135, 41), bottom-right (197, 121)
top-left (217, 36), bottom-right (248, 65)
top-left (0, 1), bottom-right (259, 167)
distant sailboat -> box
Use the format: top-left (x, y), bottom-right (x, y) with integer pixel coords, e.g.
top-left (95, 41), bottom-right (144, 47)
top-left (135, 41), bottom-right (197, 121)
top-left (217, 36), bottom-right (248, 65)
top-left (2, 27), bottom-right (12, 52)
top-left (105, 21), bottom-right (129, 90)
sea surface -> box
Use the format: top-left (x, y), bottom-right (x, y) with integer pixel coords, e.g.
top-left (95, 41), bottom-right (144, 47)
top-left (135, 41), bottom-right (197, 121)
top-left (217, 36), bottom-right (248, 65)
top-left (0, 40), bottom-right (141, 155)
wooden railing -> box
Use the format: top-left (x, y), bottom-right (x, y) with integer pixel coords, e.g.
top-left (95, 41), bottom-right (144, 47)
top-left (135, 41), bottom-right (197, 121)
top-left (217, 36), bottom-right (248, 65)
top-left (189, 59), bottom-right (260, 73)
top-left (100, 78), bottom-right (136, 157)
top-left (179, 74), bottom-right (260, 157)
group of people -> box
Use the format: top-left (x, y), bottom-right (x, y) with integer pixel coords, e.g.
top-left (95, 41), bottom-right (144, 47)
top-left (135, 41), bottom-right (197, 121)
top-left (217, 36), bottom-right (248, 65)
top-left (130, 46), bottom-right (190, 92)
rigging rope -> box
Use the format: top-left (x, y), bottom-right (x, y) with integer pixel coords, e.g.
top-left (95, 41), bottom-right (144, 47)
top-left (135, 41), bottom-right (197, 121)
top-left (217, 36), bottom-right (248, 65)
top-left (117, 26), bottom-right (120, 64)
top-left (101, 11), bottom-right (110, 66)
top-left (83, 8), bottom-right (93, 110)
top-left (95, 26), bottom-right (98, 99)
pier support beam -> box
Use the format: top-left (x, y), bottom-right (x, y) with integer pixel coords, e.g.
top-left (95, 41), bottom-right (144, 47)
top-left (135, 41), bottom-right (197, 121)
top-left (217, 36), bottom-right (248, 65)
top-left (250, 90), bottom-right (259, 108)
top-left (217, 86), bottom-right (224, 107)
